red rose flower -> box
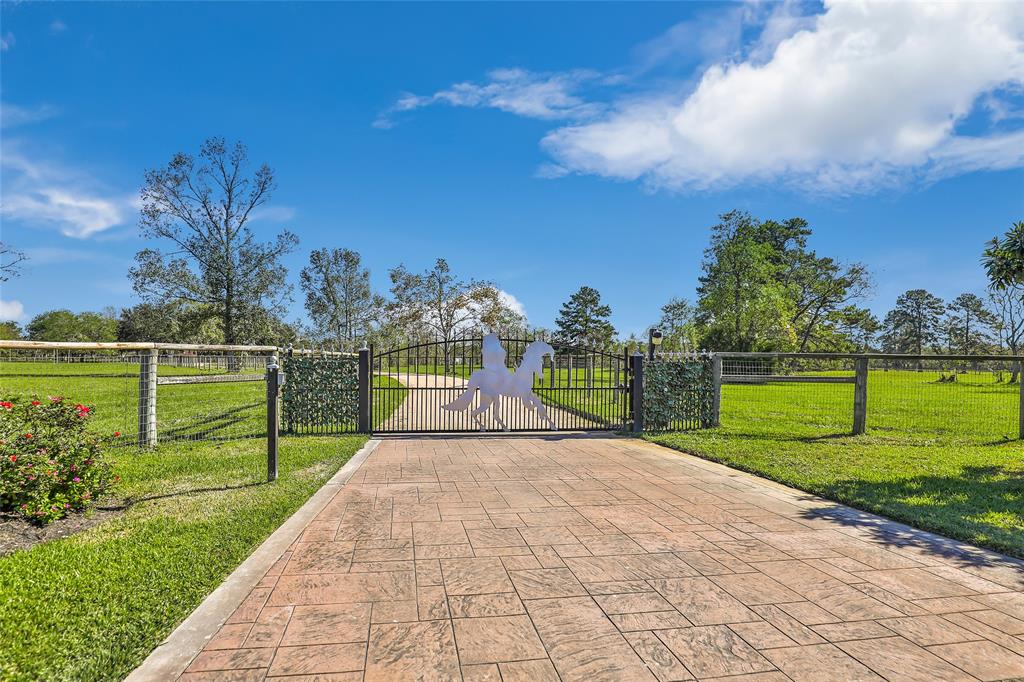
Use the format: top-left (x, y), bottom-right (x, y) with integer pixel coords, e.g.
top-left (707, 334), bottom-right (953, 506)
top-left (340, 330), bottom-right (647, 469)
top-left (24, 433), bottom-right (32, 439)
top-left (8, 455), bottom-right (16, 463)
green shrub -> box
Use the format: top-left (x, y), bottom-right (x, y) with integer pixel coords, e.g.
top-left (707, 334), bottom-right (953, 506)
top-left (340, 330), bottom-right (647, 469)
top-left (0, 396), bottom-right (116, 523)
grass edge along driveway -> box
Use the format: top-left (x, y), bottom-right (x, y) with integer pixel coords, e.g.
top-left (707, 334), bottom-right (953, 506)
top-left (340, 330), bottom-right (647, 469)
top-left (0, 434), bottom-right (367, 682)
top-left (646, 426), bottom-right (1024, 560)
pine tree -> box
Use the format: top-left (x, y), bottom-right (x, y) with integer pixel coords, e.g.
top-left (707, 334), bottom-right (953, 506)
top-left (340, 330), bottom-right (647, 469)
top-left (554, 286), bottom-right (616, 348)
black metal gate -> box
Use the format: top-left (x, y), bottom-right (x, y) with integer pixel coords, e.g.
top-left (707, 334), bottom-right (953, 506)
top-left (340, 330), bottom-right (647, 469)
top-left (371, 337), bottom-right (631, 433)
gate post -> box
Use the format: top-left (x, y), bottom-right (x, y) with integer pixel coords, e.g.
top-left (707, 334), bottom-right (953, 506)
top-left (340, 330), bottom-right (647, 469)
top-left (631, 352), bottom-right (644, 433)
top-left (853, 356), bottom-right (868, 435)
top-left (266, 356), bottom-right (280, 482)
top-left (711, 354), bottom-right (722, 428)
top-left (137, 348), bottom-right (158, 448)
top-left (358, 345), bottom-right (371, 433)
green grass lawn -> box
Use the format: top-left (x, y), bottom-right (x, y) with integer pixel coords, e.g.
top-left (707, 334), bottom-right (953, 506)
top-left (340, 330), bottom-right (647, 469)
top-left (0, 434), bottom-right (367, 682)
top-left (647, 369), bottom-right (1024, 559)
top-left (1, 360), bottom-right (267, 443)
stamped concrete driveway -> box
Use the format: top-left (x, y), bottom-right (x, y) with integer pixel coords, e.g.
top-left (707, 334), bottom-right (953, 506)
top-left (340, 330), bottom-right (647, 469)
top-left (179, 436), bottom-right (1024, 681)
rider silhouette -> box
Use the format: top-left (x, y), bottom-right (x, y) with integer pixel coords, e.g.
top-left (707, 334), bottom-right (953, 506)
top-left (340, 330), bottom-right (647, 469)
top-left (481, 333), bottom-right (506, 371)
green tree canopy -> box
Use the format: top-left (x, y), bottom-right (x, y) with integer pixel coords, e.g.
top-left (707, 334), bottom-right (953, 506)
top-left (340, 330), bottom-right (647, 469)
top-left (881, 289), bottom-right (946, 355)
top-left (27, 310), bottom-right (118, 342)
top-left (983, 221), bottom-right (1024, 289)
top-left (0, 321), bottom-right (23, 341)
top-left (945, 293), bottom-right (996, 355)
top-left (696, 211), bottom-right (794, 351)
top-left (301, 248), bottom-right (383, 343)
top-left (554, 286), bottom-right (616, 348)
top-left (657, 297), bottom-right (700, 351)
top-left (695, 210), bottom-right (871, 352)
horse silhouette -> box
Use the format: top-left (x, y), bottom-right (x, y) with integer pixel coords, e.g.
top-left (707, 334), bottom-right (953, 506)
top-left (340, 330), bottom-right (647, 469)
top-left (443, 334), bottom-right (556, 431)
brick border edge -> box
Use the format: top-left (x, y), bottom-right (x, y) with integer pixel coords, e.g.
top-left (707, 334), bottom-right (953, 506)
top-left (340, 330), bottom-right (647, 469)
top-left (124, 438), bottom-right (381, 682)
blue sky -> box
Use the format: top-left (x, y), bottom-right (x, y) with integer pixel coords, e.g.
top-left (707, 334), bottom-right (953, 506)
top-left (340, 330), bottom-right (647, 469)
top-left (1, 1), bottom-right (1022, 337)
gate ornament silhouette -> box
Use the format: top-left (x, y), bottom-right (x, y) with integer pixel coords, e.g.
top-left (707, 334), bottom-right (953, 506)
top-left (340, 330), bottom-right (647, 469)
top-left (442, 333), bottom-right (557, 431)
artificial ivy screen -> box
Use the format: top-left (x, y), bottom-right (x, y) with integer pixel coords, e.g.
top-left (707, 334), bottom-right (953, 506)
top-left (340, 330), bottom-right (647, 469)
top-left (281, 355), bottom-right (360, 433)
top-left (643, 358), bottom-right (714, 431)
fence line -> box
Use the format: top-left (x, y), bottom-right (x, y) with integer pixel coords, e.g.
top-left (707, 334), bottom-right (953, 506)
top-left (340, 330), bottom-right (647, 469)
top-left (5, 341), bottom-right (1023, 445)
top-left (695, 352), bottom-right (1024, 440)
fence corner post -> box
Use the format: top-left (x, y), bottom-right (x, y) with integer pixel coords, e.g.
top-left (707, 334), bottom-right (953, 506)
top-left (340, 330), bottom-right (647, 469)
top-left (358, 346), bottom-right (371, 433)
top-left (853, 356), bottom-right (868, 435)
top-left (1018, 368), bottom-right (1024, 440)
top-left (631, 352), bottom-right (644, 434)
top-left (266, 356), bottom-right (280, 482)
top-left (137, 348), bottom-right (158, 448)
top-left (711, 353), bottom-right (723, 428)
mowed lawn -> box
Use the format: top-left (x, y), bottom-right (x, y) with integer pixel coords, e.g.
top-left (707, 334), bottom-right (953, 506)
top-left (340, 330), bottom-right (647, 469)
top-left (0, 435), bottom-right (367, 682)
top-left (648, 369), bottom-right (1024, 558)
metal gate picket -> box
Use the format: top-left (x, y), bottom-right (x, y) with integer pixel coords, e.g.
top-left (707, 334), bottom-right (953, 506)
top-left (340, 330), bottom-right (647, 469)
top-left (371, 337), bottom-right (630, 433)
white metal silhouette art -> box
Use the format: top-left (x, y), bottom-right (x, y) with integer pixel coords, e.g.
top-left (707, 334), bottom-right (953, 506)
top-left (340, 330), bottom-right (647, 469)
top-left (443, 334), bottom-right (556, 431)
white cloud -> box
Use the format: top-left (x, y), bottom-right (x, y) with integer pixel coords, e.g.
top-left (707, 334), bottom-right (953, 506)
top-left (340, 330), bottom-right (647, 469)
top-left (375, 68), bottom-right (604, 128)
top-left (2, 102), bottom-right (59, 128)
top-left (49, 20), bottom-right (68, 34)
top-left (1, 146), bottom-right (133, 238)
top-left (0, 32), bottom-right (14, 51)
top-left (250, 205), bottom-right (297, 223)
top-left (498, 290), bottom-right (526, 318)
top-left (1, 189), bottom-right (126, 238)
top-left (0, 299), bottom-right (25, 322)
top-left (543, 1), bottom-right (1024, 193)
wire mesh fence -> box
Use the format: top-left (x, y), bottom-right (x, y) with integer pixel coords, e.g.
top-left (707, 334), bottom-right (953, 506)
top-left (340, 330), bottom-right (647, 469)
top-left (0, 345), bottom-right (273, 447)
top-left (715, 353), bottom-right (1022, 442)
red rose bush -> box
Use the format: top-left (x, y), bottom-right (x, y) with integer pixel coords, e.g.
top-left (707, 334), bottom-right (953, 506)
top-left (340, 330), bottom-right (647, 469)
top-left (0, 396), bottom-right (115, 523)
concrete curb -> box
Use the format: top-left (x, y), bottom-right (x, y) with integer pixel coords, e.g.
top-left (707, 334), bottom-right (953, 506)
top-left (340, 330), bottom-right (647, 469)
top-left (125, 438), bottom-right (380, 682)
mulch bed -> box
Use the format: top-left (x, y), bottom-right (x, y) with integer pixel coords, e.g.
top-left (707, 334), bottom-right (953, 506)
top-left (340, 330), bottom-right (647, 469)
top-left (0, 506), bottom-right (124, 555)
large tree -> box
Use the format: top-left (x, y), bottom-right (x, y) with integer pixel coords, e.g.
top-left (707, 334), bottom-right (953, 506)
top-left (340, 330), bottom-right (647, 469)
top-left (117, 301), bottom-right (225, 344)
top-left (945, 293), bottom-right (996, 355)
top-left (301, 248), bottom-right (383, 343)
top-left (386, 259), bottom-right (507, 367)
top-left (828, 306), bottom-right (880, 352)
top-left (696, 211), bottom-right (793, 351)
top-left (130, 137), bottom-right (298, 345)
top-left (0, 321), bottom-right (23, 341)
top-left (881, 289), bottom-right (946, 356)
top-left (657, 297), bottom-right (700, 351)
top-left (695, 211), bottom-right (871, 352)
top-left (26, 309), bottom-right (118, 342)
top-left (554, 286), bottom-right (616, 348)
top-left (788, 254), bottom-right (871, 351)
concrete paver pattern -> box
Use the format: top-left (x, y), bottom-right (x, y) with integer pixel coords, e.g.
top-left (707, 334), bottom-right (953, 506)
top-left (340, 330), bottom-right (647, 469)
top-left (178, 436), bottom-right (1024, 681)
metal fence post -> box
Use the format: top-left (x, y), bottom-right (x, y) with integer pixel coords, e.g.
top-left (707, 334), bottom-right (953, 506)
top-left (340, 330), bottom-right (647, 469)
top-left (711, 353), bottom-right (723, 427)
top-left (853, 357), bottom-right (869, 435)
top-left (266, 356), bottom-right (280, 482)
top-left (1019, 370), bottom-right (1024, 440)
top-left (358, 346), bottom-right (371, 433)
top-left (137, 348), bottom-right (158, 448)
top-left (631, 352), bottom-right (644, 433)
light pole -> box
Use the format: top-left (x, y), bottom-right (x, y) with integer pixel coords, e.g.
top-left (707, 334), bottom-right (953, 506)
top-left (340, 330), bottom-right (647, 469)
top-left (648, 328), bottom-right (663, 361)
